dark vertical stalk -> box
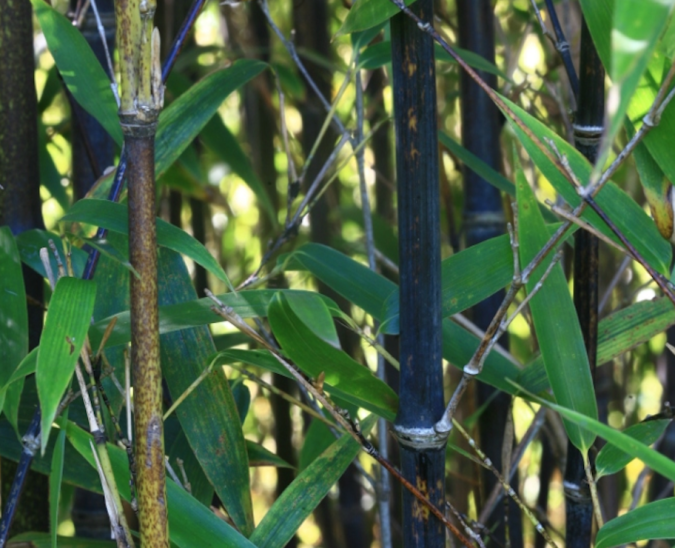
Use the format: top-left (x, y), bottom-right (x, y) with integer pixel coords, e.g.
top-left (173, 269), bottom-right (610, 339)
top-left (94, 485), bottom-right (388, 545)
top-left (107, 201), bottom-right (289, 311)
top-left (567, 17), bottom-right (604, 548)
top-left (455, 1), bottom-right (521, 545)
top-left (0, 3), bottom-right (205, 542)
top-left (390, 2), bottom-right (445, 547)
top-left (0, 1), bottom-right (48, 543)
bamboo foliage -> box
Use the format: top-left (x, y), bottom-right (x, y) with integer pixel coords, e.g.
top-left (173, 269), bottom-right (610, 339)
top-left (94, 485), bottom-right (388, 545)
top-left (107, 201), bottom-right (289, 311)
top-left (5, 2), bottom-right (675, 548)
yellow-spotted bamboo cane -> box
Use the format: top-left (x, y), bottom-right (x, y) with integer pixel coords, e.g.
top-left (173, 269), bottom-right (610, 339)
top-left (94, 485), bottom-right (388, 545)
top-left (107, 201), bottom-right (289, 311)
top-left (114, 0), bottom-right (167, 546)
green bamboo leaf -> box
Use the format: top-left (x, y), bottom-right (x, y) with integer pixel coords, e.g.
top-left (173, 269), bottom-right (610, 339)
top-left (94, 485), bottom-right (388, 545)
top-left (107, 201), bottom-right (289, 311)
top-left (37, 278), bottom-right (97, 453)
top-left (60, 199), bottom-right (233, 289)
top-left (200, 115), bottom-right (277, 227)
top-left (514, 383), bottom-right (675, 484)
top-left (357, 41), bottom-right (509, 80)
top-left (3, 378), bottom-right (24, 437)
top-left (501, 94), bottom-right (672, 274)
top-left (155, 60), bottom-right (267, 176)
top-left (582, 1), bottom-right (675, 217)
top-left (596, 419), bottom-right (670, 478)
top-left (268, 293), bottom-right (398, 421)
top-left (516, 164), bottom-right (597, 452)
top-left (15, 229), bottom-right (88, 280)
top-left (64, 420), bottom-right (258, 548)
top-left (247, 440), bottom-right (294, 469)
top-left (29, 0), bottom-right (122, 146)
top-left (157, 248), bottom-right (254, 535)
top-left (285, 292), bottom-right (341, 348)
top-left (281, 243), bottom-right (523, 395)
top-left (439, 132), bottom-right (515, 195)
top-left (299, 420), bottom-right (337, 471)
top-left (336, 0), bottom-right (415, 36)
top-left (7, 533), bottom-right (115, 548)
top-left (282, 243), bottom-right (398, 331)
top-left (89, 289), bottom-right (334, 350)
top-left (519, 296), bottom-right (675, 396)
top-left (250, 415), bottom-right (376, 548)
top-left (50, 409), bottom-right (68, 548)
top-left (596, 498), bottom-right (675, 548)
top-left (0, 227), bottom-right (28, 388)
top-left (602, 0), bottom-right (675, 172)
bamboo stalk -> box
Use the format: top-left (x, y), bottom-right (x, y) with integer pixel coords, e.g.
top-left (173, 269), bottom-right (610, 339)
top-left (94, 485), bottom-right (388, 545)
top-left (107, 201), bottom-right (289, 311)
top-left (115, 0), bottom-right (167, 545)
top-left (390, 2), bottom-right (446, 547)
top-left (565, 16), bottom-right (605, 548)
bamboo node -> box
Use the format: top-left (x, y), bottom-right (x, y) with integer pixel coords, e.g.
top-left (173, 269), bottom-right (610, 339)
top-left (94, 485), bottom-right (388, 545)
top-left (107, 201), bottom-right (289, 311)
top-left (392, 424), bottom-right (447, 449)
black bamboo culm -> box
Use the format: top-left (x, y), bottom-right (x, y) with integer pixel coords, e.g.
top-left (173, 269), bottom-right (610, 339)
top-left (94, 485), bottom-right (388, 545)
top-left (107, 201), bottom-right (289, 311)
top-left (456, 1), bottom-right (522, 545)
top-left (0, 0), bottom-right (48, 541)
top-left (567, 17), bottom-right (604, 548)
top-left (0, 2), bottom-right (206, 543)
top-left (544, 0), bottom-right (579, 97)
top-left (390, 2), bottom-right (446, 547)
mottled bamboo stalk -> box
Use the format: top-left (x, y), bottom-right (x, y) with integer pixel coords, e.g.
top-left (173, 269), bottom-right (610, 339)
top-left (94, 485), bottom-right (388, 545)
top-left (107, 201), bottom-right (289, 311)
top-left (115, 0), bottom-right (167, 545)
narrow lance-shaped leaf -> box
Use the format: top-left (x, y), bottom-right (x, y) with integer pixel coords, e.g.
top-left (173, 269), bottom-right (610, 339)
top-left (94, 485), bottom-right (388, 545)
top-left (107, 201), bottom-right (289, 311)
top-left (155, 60), bottom-right (267, 177)
top-left (37, 278), bottom-right (97, 453)
top-left (268, 293), bottom-right (398, 421)
top-left (595, 418), bottom-right (671, 478)
top-left (250, 416), bottom-right (377, 548)
top-left (0, 227), bottom-right (28, 388)
top-left (501, 93), bottom-right (672, 274)
top-left (60, 199), bottom-right (233, 289)
top-left (599, 0), bottom-right (675, 176)
top-left (49, 408), bottom-right (68, 548)
top-left (516, 164), bottom-right (597, 452)
top-left (63, 420), bottom-right (258, 548)
top-left (596, 498), bottom-right (675, 548)
top-left (29, 0), bottom-right (122, 145)
top-left (337, 0), bottom-right (415, 35)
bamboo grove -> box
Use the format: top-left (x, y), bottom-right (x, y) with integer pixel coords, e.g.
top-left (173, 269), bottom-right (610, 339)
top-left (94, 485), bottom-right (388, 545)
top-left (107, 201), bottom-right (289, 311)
top-left (2, 1), bottom-right (675, 548)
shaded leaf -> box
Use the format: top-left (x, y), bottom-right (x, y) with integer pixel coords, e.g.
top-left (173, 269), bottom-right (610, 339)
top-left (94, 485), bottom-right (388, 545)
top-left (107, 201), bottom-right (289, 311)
top-left (15, 229), bottom-right (88, 280)
top-left (61, 199), bottom-right (232, 289)
top-left (0, 227), bottom-right (28, 387)
top-left (49, 409), bottom-right (68, 548)
top-left (157, 248), bottom-right (254, 535)
top-left (64, 421), bottom-right (257, 548)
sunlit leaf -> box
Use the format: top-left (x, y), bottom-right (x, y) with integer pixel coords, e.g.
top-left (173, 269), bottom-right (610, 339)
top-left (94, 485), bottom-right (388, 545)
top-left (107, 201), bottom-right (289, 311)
top-left (37, 278), bottom-right (97, 453)
top-left (30, 0), bottom-right (122, 145)
top-left (250, 416), bottom-right (376, 548)
top-left (516, 164), bottom-right (597, 452)
top-left (596, 419), bottom-right (670, 478)
top-left (268, 293), bottom-right (398, 421)
top-left (155, 60), bottom-right (267, 176)
top-left (49, 408), bottom-right (68, 548)
top-left (596, 498), bottom-right (675, 548)
top-left (501, 94), bottom-right (672, 274)
top-left (337, 0), bottom-right (415, 36)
